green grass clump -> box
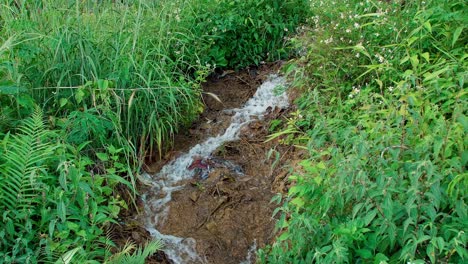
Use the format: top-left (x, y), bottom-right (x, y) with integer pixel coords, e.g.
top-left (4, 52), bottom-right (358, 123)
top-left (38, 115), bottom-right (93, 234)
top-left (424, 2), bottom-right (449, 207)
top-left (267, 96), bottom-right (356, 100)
top-left (1, 0), bottom-right (209, 158)
top-left (261, 0), bottom-right (467, 263)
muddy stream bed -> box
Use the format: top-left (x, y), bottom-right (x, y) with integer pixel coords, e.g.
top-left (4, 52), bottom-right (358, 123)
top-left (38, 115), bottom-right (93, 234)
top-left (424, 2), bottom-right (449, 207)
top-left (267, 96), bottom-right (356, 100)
top-left (115, 64), bottom-right (305, 264)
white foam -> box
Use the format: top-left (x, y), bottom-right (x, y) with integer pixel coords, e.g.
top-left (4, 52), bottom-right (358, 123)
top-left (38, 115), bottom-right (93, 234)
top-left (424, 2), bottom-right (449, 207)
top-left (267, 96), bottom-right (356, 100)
top-left (240, 240), bottom-right (257, 264)
top-left (146, 227), bottom-right (204, 264)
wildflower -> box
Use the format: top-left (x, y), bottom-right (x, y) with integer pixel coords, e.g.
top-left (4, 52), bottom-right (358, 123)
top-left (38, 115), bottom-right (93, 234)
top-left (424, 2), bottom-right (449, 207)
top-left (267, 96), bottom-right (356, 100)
top-left (349, 86), bottom-right (361, 98)
top-left (346, 29), bottom-right (351, 33)
top-left (375, 53), bottom-right (385, 63)
top-left (324, 37), bottom-right (333, 44)
top-left (354, 22), bottom-right (360, 28)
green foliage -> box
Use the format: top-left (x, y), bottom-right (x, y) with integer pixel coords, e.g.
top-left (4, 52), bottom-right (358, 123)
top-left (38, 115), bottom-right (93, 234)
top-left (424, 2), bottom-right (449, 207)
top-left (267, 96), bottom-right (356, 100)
top-left (0, 1), bottom-right (206, 157)
top-left (0, 36), bottom-right (34, 132)
top-left (262, 0), bottom-right (467, 263)
top-left (185, 0), bottom-right (310, 69)
top-left (106, 240), bottom-right (163, 264)
top-left (0, 107), bottom-right (145, 263)
top-left (0, 0), bottom-right (310, 262)
top-left (0, 0), bottom-right (308, 158)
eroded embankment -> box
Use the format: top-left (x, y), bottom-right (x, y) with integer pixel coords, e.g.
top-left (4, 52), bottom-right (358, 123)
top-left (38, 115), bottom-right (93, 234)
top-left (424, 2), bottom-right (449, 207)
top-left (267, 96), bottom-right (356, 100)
top-left (116, 64), bottom-right (305, 264)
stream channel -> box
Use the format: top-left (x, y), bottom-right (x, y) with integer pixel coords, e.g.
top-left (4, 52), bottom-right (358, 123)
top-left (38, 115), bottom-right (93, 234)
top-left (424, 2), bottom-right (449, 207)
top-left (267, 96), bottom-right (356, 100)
top-left (138, 66), bottom-right (298, 264)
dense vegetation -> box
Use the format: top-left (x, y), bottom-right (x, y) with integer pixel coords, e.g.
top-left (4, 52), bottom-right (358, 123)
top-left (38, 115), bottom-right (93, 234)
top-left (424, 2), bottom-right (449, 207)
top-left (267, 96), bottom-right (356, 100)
top-left (0, 0), bottom-right (307, 262)
top-left (261, 0), bottom-right (467, 263)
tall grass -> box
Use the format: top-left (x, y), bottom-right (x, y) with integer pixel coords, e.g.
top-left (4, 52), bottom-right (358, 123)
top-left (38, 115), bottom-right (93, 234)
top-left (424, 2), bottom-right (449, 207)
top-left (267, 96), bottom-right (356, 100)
top-left (1, 0), bottom-right (209, 160)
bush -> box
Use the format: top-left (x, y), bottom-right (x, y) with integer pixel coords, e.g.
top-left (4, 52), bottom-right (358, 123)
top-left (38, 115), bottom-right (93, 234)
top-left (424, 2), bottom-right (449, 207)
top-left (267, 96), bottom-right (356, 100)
top-left (261, 0), bottom-right (467, 263)
top-left (185, 0), bottom-right (310, 69)
top-left (0, 107), bottom-right (134, 263)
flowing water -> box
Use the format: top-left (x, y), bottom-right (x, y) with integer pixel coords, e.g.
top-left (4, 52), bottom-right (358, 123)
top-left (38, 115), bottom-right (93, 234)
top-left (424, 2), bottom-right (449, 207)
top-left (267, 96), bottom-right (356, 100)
top-left (142, 75), bottom-right (288, 263)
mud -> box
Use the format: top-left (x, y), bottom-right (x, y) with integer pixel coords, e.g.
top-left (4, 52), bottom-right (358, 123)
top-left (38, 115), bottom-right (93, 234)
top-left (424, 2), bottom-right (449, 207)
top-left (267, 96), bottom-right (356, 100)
top-left (114, 63), bottom-right (305, 264)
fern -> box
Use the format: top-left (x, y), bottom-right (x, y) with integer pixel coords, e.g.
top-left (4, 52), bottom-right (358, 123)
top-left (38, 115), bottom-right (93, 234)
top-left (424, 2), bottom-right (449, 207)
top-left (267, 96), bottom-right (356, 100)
top-left (0, 106), bottom-right (55, 212)
top-left (105, 240), bottom-right (163, 264)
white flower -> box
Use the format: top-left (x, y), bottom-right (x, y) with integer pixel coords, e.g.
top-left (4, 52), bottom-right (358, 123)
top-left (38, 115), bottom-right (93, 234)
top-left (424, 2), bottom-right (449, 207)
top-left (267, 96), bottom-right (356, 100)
top-left (375, 53), bottom-right (385, 63)
top-left (354, 23), bottom-right (360, 28)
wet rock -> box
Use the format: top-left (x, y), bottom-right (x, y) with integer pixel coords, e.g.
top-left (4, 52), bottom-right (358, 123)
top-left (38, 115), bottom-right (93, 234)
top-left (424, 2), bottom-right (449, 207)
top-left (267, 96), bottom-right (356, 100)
top-left (222, 109), bottom-right (235, 116)
top-left (189, 191), bottom-right (199, 203)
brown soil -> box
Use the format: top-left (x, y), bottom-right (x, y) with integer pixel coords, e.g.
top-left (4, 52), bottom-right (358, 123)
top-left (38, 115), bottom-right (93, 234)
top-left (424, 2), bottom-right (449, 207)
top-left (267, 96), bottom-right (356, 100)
top-left (113, 63), bottom-right (306, 264)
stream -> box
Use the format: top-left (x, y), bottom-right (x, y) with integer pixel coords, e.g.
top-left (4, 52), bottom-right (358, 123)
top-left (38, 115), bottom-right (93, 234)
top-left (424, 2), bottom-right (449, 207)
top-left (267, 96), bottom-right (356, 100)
top-left (141, 74), bottom-right (289, 263)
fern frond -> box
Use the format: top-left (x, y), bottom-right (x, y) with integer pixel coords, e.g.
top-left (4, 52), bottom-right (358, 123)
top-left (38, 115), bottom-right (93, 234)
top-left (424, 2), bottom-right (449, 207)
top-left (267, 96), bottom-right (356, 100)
top-left (0, 106), bottom-right (55, 212)
top-left (105, 239), bottom-right (163, 264)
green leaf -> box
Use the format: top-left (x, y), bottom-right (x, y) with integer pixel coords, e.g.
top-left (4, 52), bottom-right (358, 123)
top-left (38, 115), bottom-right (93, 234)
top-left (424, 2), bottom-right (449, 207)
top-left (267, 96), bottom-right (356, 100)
top-left (55, 247), bottom-right (81, 264)
top-left (356, 249), bottom-right (373, 259)
top-left (364, 209), bottom-right (378, 226)
top-left (58, 200), bottom-right (67, 222)
top-left (410, 54), bottom-right (419, 68)
top-left (278, 232), bottom-right (289, 241)
top-left (433, 136), bottom-right (443, 158)
top-left (373, 253), bottom-right (388, 264)
top-left (60, 98), bottom-right (68, 108)
top-left (75, 88), bottom-right (85, 104)
top-left (97, 79), bottom-right (109, 90)
top-left (423, 21), bottom-right (431, 33)
top-left (421, 52), bottom-right (430, 63)
top-left (452, 26), bottom-right (464, 47)
top-left (49, 219), bottom-right (56, 237)
top-left (96, 152), bottom-right (109, 162)
top-left (291, 197), bottom-right (305, 209)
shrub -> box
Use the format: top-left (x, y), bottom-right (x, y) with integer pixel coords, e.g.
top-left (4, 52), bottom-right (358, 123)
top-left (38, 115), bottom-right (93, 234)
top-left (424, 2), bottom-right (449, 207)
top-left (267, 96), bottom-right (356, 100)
top-left (261, 0), bottom-right (467, 263)
top-left (0, 107), bottom-right (135, 263)
top-left (186, 0), bottom-right (310, 69)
